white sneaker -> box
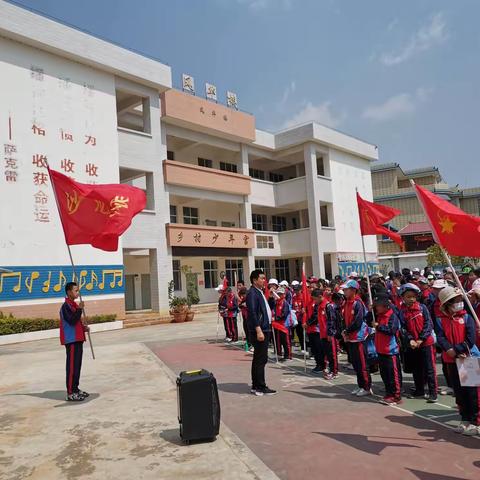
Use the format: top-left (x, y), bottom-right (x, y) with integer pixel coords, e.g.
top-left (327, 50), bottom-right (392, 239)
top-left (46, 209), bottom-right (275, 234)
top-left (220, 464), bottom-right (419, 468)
top-left (453, 421), bottom-right (469, 433)
top-left (351, 387), bottom-right (361, 395)
top-left (462, 424), bottom-right (479, 436)
top-left (356, 388), bottom-right (373, 397)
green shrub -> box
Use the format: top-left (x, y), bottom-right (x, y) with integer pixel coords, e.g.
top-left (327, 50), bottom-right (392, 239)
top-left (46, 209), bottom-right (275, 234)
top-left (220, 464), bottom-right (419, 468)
top-left (0, 313), bottom-right (116, 336)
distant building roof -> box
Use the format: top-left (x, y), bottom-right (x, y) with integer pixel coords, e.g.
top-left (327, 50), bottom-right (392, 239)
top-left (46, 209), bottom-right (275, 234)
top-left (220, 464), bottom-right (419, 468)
top-left (398, 222), bottom-right (432, 236)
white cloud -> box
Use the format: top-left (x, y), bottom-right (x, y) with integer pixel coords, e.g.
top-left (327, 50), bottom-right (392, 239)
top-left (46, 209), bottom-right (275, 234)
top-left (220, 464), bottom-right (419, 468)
top-left (380, 12), bottom-right (448, 66)
top-left (237, 0), bottom-right (293, 11)
top-left (362, 88), bottom-right (433, 121)
top-left (279, 81), bottom-right (296, 106)
top-left (280, 101), bottom-right (345, 129)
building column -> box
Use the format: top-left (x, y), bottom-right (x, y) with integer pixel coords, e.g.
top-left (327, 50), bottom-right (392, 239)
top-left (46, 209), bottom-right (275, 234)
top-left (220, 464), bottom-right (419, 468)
top-left (147, 95), bottom-right (172, 314)
top-left (240, 143), bottom-right (256, 275)
top-left (304, 143), bottom-right (325, 278)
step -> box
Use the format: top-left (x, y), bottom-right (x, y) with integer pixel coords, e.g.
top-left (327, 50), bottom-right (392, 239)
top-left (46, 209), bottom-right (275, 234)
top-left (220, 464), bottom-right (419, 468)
top-left (123, 317), bottom-right (172, 329)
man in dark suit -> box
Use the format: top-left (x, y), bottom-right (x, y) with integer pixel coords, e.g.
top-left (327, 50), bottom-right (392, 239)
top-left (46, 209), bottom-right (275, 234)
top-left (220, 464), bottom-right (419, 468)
top-left (246, 269), bottom-right (277, 396)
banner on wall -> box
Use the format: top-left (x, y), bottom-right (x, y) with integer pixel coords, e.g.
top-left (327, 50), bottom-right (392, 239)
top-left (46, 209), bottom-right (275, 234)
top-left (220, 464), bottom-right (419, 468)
top-left (338, 262), bottom-right (379, 279)
top-left (0, 264), bottom-right (124, 302)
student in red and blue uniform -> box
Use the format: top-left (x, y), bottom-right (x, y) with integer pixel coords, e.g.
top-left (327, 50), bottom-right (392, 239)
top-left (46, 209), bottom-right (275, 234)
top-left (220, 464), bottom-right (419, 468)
top-left (341, 280), bottom-right (371, 397)
top-left (372, 294), bottom-right (402, 405)
top-left (398, 283), bottom-right (438, 403)
top-left (219, 287), bottom-right (239, 342)
top-left (292, 282), bottom-right (306, 353)
top-left (436, 286), bottom-right (480, 436)
top-left (467, 288), bottom-right (480, 349)
top-left (273, 287), bottom-right (292, 361)
top-left (305, 288), bottom-right (327, 374)
top-left (324, 295), bottom-right (340, 379)
top-left (60, 282), bottom-right (90, 402)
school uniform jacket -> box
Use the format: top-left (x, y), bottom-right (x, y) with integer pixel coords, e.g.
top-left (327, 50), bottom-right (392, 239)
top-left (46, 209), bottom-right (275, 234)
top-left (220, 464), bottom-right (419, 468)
top-left (272, 298), bottom-right (290, 333)
top-left (343, 296), bottom-right (368, 342)
top-left (60, 298), bottom-right (85, 345)
top-left (399, 302), bottom-right (435, 347)
top-left (374, 308), bottom-right (400, 355)
top-left (435, 310), bottom-right (477, 363)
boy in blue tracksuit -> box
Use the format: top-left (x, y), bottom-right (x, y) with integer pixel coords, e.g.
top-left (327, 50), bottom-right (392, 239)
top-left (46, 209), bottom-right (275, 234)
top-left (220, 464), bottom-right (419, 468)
top-left (372, 294), bottom-right (402, 405)
top-left (60, 282), bottom-right (90, 401)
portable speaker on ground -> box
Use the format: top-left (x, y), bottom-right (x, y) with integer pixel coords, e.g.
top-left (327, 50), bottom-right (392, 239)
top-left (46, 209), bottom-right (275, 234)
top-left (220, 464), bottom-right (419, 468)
top-left (176, 369), bottom-right (220, 444)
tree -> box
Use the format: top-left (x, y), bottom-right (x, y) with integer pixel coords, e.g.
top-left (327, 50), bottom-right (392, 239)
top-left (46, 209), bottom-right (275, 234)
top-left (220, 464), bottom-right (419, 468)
top-left (425, 244), bottom-right (479, 268)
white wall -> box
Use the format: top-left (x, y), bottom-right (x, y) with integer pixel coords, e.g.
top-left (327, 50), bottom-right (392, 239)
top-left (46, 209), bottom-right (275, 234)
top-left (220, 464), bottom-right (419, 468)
top-left (329, 147), bottom-right (377, 256)
top-left (0, 36), bottom-right (122, 267)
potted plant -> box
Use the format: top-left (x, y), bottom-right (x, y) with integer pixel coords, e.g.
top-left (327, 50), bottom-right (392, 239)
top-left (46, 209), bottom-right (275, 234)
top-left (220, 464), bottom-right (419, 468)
top-left (168, 280), bottom-right (188, 323)
top-left (185, 293), bottom-right (200, 321)
top-left (181, 266), bottom-right (200, 321)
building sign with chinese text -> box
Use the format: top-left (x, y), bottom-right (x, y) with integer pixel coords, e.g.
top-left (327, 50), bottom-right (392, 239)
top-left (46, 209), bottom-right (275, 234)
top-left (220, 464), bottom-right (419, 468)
top-left (182, 74), bottom-right (195, 94)
top-left (226, 91), bottom-right (238, 110)
top-left (166, 225), bottom-right (254, 249)
top-left (205, 83), bottom-right (217, 101)
top-left (0, 36), bottom-right (122, 297)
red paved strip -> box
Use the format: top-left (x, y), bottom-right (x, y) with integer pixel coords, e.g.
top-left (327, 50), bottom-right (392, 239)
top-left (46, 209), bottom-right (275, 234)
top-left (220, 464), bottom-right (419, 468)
top-left (149, 340), bottom-right (480, 480)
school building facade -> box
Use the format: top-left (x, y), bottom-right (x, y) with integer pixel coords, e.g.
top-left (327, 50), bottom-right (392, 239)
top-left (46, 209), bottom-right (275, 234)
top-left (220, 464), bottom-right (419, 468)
top-left (0, 1), bottom-right (378, 319)
top-left (372, 162), bottom-right (480, 272)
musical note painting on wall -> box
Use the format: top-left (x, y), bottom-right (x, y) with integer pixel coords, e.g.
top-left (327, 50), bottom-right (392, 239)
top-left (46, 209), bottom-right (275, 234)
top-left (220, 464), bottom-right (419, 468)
top-left (0, 265), bottom-right (124, 301)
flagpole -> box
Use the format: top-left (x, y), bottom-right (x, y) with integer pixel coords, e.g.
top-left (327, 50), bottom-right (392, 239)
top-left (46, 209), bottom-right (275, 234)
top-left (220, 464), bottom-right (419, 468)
top-left (410, 179), bottom-right (480, 333)
top-left (302, 262), bottom-right (307, 373)
top-left (356, 188), bottom-right (375, 321)
top-left (46, 165), bottom-right (95, 360)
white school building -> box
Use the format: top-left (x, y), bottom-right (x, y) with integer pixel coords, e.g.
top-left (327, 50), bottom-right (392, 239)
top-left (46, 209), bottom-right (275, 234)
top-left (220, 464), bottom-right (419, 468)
top-left (0, 1), bottom-right (378, 320)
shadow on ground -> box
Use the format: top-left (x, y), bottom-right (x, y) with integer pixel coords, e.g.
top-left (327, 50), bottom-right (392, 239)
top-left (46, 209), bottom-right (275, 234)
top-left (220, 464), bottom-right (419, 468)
top-left (218, 382), bottom-right (251, 394)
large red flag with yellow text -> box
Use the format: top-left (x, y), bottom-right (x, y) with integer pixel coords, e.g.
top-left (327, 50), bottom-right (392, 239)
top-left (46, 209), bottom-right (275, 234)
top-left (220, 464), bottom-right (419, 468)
top-left (356, 192), bottom-right (403, 245)
top-left (49, 168), bottom-right (146, 251)
top-left (415, 184), bottom-right (480, 257)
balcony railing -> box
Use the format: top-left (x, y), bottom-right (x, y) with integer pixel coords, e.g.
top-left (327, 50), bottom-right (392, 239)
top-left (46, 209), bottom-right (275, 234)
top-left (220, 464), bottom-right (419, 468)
top-left (166, 223), bottom-right (255, 249)
top-left (163, 160), bottom-right (251, 196)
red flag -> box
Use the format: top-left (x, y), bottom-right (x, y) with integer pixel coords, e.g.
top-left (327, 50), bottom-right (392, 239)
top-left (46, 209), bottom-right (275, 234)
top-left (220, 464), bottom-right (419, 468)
top-left (49, 168), bottom-right (146, 252)
top-left (223, 275), bottom-right (229, 291)
top-left (415, 184), bottom-right (480, 257)
top-left (356, 192), bottom-right (403, 245)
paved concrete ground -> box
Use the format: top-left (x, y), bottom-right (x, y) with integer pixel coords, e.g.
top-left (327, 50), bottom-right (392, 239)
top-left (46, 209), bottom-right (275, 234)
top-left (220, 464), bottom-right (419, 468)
top-left (2, 313), bottom-right (480, 480)
top-left (152, 340), bottom-right (480, 480)
top-left (0, 314), bottom-right (278, 480)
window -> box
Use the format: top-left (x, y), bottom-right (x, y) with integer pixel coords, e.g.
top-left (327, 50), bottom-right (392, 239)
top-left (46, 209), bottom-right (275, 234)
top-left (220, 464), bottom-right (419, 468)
top-left (316, 156), bottom-right (325, 176)
top-left (205, 219), bottom-right (217, 227)
top-left (203, 260), bottom-right (218, 289)
top-left (198, 158), bottom-right (213, 168)
top-left (252, 213), bottom-right (267, 231)
top-left (255, 259), bottom-right (271, 279)
top-left (220, 161), bottom-right (237, 173)
top-left (249, 168), bottom-right (265, 180)
top-left (170, 205), bottom-right (177, 223)
top-left (183, 207), bottom-right (199, 225)
top-left (167, 150), bottom-right (175, 160)
top-left (225, 259), bottom-right (243, 286)
top-left (269, 172), bottom-right (284, 183)
top-left (275, 259), bottom-right (290, 282)
top-left (173, 260), bottom-right (181, 291)
top-left (256, 235), bottom-right (274, 249)
top-left (320, 205), bottom-right (329, 227)
top-left (291, 217), bottom-right (298, 230)
top-left (221, 221), bottom-right (235, 228)
top-left (272, 215), bottom-right (287, 232)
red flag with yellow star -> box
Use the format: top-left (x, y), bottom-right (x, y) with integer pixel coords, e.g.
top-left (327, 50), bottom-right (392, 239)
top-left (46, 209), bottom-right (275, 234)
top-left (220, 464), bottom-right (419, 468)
top-left (48, 168), bottom-right (146, 252)
top-left (356, 192), bottom-right (403, 245)
top-left (415, 184), bottom-right (480, 256)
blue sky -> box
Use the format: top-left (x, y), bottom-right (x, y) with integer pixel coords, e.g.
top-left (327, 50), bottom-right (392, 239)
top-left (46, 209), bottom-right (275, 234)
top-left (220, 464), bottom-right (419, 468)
top-left (11, 0), bottom-right (480, 187)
